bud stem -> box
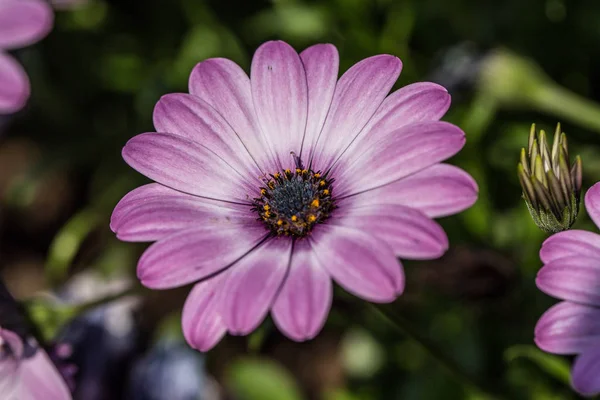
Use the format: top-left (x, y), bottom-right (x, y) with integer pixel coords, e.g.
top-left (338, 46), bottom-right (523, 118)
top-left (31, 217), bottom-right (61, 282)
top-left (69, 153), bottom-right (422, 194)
top-left (531, 83), bottom-right (600, 134)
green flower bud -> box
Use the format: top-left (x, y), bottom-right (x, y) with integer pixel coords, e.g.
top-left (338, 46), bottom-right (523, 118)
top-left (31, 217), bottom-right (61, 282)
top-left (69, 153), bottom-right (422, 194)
top-left (518, 123), bottom-right (582, 233)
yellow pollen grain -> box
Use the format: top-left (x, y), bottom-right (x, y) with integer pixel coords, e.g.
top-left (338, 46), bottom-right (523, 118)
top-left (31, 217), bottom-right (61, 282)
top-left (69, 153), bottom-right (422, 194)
top-left (308, 215), bottom-right (317, 222)
top-left (302, 169), bottom-right (308, 174)
top-left (311, 199), bottom-right (320, 208)
top-left (264, 211), bottom-right (271, 217)
top-left (319, 180), bottom-right (326, 186)
top-left (323, 189), bottom-right (329, 195)
top-left (268, 181), bottom-right (275, 189)
top-left (277, 219), bottom-right (283, 226)
top-left (314, 173), bottom-right (321, 178)
top-left (291, 215), bottom-right (298, 222)
top-left (260, 189), bottom-right (266, 195)
top-left (274, 173), bottom-right (280, 179)
top-left (296, 168), bottom-right (302, 174)
top-left (263, 204), bottom-right (270, 211)
top-left (285, 169), bottom-right (291, 174)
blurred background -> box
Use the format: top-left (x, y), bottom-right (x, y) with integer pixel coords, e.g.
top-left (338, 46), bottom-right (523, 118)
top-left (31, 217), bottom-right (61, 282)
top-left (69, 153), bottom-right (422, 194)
top-left (2, 0), bottom-right (600, 399)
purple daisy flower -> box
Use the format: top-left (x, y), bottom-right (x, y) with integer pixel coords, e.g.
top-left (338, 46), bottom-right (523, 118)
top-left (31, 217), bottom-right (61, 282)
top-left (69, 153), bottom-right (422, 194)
top-left (111, 41), bottom-right (478, 351)
top-left (535, 182), bottom-right (600, 396)
top-left (0, 281), bottom-right (72, 399)
top-left (0, 0), bottom-right (53, 114)
top-left (0, 328), bottom-right (72, 399)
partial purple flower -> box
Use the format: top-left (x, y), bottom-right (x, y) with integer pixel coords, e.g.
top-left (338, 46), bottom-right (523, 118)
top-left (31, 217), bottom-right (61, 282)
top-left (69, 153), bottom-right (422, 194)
top-left (0, 0), bottom-right (53, 114)
top-left (0, 327), bottom-right (72, 399)
top-left (111, 40), bottom-right (478, 351)
top-left (0, 280), bottom-right (72, 399)
top-left (535, 182), bottom-right (600, 396)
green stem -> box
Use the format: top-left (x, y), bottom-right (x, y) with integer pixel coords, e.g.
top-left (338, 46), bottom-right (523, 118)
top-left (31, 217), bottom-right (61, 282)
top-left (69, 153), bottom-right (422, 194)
top-left (46, 211), bottom-right (102, 287)
top-left (462, 92), bottom-right (498, 142)
top-left (370, 303), bottom-right (509, 400)
top-left (458, 93), bottom-right (497, 240)
top-left (531, 83), bottom-right (600, 134)
top-left (26, 285), bottom-right (145, 343)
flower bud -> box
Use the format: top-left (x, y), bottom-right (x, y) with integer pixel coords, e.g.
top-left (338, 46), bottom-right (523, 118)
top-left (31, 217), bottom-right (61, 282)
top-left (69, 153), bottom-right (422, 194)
top-left (518, 123), bottom-right (582, 233)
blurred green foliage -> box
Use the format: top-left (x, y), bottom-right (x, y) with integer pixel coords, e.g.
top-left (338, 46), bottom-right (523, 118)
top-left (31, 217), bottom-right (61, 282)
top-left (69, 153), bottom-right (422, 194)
top-left (3, 0), bottom-right (600, 399)
top-left (228, 358), bottom-right (305, 400)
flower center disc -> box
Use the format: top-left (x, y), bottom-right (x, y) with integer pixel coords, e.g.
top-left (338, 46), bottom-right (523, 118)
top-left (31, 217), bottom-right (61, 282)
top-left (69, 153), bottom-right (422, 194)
top-left (253, 167), bottom-right (335, 237)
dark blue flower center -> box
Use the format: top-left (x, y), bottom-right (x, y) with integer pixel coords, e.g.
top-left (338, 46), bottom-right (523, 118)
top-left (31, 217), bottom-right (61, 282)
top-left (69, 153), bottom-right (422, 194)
top-left (253, 167), bottom-right (336, 237)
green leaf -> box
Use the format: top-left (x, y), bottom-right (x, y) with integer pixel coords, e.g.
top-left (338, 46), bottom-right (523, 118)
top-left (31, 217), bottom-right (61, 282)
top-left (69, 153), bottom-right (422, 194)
top-left (227, 358), bottom-right (305, 400)
top-left (25, 296), bottom-right (76, 342)
top-left (505, 345), bottom-right (571, 385)
top-left (45, 209), bottom-right (102, 286)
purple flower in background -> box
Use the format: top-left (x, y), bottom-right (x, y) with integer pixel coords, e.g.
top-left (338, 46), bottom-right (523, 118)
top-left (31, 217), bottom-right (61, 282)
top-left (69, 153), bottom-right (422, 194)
top-left (0, 0), bottom-right (53, 114)
top-left (111, 40), bottom-right (478, 351)
top-left (0, 281), bottom-right (72, 399)
top-left (0, 327), bottom-right (72, 399)
top-left (535, 182), bottom-right (600, 396)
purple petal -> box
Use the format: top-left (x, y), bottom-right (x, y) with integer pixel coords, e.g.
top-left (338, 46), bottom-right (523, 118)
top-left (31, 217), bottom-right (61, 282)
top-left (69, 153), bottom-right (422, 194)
top-left (153, 93), bottom-right (262, 177)
top-left (221, 238), bottom-right (292, 335)
top-left (572, 344), bottom-right (600, 397)
top-left (271, 240), bottom-right (332, 341)
top-left (251, 41), bottom-right (308, 168)
top-left (298, 44), bottom-right (339, 158)
top-left (122, 132), bottom-right (257, 202)
top-left (0, 357), bottom-right (18, 398)
top-left (336, 121), bottom-right (466, 197)
top-left (540, 230), bottom-right (600, 264)
top-left (309, 54), bottom-right (402, 170)
top-left (110, 184), bottom-right (176, 232)
top-left (344, 164), bottom-right (478, 218)
top-left (0, 52), bottom-right (29, 114)
top-left (0, 0), bottom-right (53, 49)
top-left (19, 349), bottom-right (72, 400)
top-left (586, 182), bottom-right (600, 230)
top-left (366, 82), bottom-right (451, 135)
top-left (137, 224), bottom-right (267, 289)
top-left (0, 328), bottom-right (23, 358)
top-left (0, 329), bottom-right (24, 396)
top-left (536, 256), bottom-right (600, 306)
top-left (341, 82), bottom-right (451, 161)
top-left (334, 202), bottom-right (449, 260)
top-left (111, 183), bottom-right (256, 242)
top-left (310, 224), bottom-right (404, 302)
top-left (535, 301), bottom-right (600, 354)
top-left (188, 58), bottom-right (278, 172)
top-left (182, 274), bottom-right (227, 352)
